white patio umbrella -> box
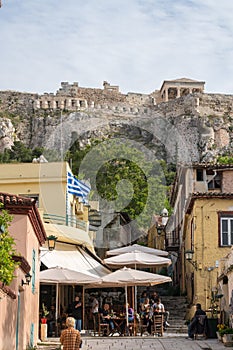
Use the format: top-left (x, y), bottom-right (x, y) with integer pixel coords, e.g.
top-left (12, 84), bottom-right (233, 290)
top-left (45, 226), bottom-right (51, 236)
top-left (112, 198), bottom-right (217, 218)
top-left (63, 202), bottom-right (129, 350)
top-left (106, 244), bottom-right (169, 257)
top-left (39, 266), bottom-right (99, 284)
top-left (103, 250), bottom-right (171, 312)
top-left (90, 267), bottom-right (172, 328)
top-left (39, 266), bottom-right (100, 326)
top-left (103, 250), bottom-right (171, 268)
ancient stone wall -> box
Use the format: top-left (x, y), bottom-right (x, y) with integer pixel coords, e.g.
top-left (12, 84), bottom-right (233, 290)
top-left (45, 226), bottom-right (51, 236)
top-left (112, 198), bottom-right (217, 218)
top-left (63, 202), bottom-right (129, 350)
top-left (0, 84), bottom-right (233, 164)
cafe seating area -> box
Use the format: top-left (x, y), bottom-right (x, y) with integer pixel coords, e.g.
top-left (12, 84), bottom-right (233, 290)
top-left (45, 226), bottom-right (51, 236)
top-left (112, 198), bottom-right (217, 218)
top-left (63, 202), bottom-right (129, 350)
top-left (93, 312), bottom-right (165, 337)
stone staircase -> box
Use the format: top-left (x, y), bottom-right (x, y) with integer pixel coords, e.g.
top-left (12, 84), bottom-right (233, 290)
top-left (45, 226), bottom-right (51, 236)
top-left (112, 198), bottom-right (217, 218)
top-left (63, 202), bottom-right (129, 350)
top-left (160, 296), bottom-right (188, 334)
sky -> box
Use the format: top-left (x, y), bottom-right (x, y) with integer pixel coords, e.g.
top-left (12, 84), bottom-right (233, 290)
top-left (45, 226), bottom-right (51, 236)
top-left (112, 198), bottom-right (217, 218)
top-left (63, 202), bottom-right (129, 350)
top-left (0, 0), bottom-right (233, 95)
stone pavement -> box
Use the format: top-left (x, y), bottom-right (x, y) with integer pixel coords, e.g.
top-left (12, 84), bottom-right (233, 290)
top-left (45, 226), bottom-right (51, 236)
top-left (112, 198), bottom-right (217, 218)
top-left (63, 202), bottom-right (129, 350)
top-left (38, 333), bottom-right (227, 350)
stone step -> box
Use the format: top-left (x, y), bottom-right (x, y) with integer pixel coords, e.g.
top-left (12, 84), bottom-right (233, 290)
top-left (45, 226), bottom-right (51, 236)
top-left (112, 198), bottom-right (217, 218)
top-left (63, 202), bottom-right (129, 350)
top-left (159, 295), bottom-right (187, 334)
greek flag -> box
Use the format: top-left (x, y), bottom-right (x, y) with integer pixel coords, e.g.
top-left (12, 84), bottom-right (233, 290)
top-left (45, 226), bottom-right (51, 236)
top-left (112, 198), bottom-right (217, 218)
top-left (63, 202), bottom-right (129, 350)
top-left (67, 171), bottom-right (91, 202)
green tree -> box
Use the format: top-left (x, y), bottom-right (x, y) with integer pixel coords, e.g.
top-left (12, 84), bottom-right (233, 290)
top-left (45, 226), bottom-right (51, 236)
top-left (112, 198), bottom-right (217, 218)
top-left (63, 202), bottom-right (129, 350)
top-left (66, 138), bottom-right (175, 230)
top-left (0, 205), bottom-right (18, 285)
top-left (0, 142), bottom-right (60, 163)
top-left (0, 141), bottom-right (32, 163)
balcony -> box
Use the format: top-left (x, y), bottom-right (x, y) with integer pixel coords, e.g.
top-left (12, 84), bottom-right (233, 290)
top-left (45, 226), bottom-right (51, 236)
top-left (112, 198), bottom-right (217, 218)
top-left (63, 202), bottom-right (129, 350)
top-left (43, 213), bottom-right (88, 231)
top-left (165, 231), bottom-right (180, 251)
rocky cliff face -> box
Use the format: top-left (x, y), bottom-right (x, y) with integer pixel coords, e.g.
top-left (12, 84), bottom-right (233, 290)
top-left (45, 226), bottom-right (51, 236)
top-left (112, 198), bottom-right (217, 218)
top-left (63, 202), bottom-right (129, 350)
top-left (0, 89), bottom-right (233, 164)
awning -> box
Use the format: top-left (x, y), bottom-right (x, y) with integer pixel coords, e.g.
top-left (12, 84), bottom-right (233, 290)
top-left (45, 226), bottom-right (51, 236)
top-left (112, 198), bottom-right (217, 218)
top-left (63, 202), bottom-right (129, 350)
top-left (40, 245), bottom-right (110, 278)
top-left (44, 223), bottom-right (95, 254)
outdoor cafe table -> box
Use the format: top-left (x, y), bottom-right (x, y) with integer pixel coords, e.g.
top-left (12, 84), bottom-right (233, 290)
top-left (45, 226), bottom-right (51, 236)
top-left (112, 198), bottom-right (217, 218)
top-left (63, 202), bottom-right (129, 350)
top-left (110, 316), bottom-right (126, 336)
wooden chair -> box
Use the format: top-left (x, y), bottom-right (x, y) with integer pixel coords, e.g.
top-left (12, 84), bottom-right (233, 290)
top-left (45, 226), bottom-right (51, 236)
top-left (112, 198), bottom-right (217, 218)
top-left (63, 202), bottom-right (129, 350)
top-left (194, 315), bottom-right (208, 340)
top-left (125, 316), bottom-right (137, 336)
top-left (151, 314), bottom-right (164, 337)
top-left (139, 315), bottom-right (150, 336)
top-left (92, 312), bottom-right (99, 336)
top-left (98, 313), bottom-right (110, 336)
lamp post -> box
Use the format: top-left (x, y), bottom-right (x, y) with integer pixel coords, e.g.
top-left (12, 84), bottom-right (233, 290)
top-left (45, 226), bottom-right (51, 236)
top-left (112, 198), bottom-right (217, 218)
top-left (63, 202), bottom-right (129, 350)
top-left (157, 226), bottom-right (164, 235)
top-left (185, 249), bottom-right (198, 270)
top-left (47, 235), bottom-right (57, 251)
top-left (21, 272), bottom-right (32, 286)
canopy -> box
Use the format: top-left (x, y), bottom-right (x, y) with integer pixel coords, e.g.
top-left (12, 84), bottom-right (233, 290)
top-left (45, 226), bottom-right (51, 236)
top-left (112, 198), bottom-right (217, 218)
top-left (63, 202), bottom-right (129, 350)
top-left (103, 250), bottom-right (171, 268)
top-left (106, 244), bottom-right (168, 257)
top-left (40, 245), bottom-right (110, 278)
top-left (39, 266), bottom-right (100, 284)
top-left (44, 223), bottom-right (95, 254)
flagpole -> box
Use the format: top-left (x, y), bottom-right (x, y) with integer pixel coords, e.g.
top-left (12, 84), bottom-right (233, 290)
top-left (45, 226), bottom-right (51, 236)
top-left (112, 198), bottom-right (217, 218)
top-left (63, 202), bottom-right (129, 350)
top-left (66, 171), bottom-right (69, 226)
top-left (60, 110), bottom-right (63, 161)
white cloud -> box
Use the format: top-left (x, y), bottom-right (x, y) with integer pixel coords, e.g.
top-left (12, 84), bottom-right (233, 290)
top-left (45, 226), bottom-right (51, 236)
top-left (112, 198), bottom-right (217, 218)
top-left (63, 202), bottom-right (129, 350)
top-left (0, 0), bottom-right (233, 94)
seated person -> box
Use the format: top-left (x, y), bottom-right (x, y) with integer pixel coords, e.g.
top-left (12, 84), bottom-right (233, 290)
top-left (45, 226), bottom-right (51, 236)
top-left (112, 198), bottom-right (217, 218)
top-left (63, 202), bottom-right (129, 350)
top-left (120, 303), bottom-right (134, 335)
top-left (47, 305), bottom-right (56, 337)
top-left (139, 291), bottom-right (148, 305)
top-left (99, 303), bottom-right (114, 331)
top-left (152, 297), bottom-right (170, 329)
top-left (187, 303), bottom-right (207, 339)
top-left (121, 304), bottom-right (134, 334)
top-left (140, 297), bottom-right (152, 334)
top-left (150, 291), bottom-right (159, 305)
top-left (128, 303), bottom-right (134, 323)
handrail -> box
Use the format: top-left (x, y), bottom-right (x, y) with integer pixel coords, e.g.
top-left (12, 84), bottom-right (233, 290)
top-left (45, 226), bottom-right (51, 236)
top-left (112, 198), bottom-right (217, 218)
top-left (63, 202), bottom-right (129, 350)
top-left (43, 213), bottom-right (88, 231)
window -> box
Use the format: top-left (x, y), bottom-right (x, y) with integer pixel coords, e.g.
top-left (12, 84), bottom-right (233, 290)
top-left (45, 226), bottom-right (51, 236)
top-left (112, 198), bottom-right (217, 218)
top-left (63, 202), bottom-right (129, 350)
top-left (220, 216), bottom-right (233, 246)
top-left (207, 170), bottom-right (221, 190)
top-left (196, 169), bottom-right (203, 181)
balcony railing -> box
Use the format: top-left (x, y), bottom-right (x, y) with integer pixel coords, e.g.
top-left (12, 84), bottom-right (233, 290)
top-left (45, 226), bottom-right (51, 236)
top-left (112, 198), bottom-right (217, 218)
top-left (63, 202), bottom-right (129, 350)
top-left (165, 231), bottom-right (180, 250)
top-left (43, 213), bottom-right (88, 231)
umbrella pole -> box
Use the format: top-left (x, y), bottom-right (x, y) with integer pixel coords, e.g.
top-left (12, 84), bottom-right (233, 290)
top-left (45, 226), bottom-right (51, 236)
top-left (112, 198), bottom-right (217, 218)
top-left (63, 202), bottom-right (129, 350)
top-left (83, 286), bottom-right (85, 331)
top-left (135, 286), bottom-right (137, 313)
top-left (55, 283), bottom-right (59, 335)
top-left (134, 263), bottom-right (137, 313)
top-left (125, 285), bottom-right (129, 328)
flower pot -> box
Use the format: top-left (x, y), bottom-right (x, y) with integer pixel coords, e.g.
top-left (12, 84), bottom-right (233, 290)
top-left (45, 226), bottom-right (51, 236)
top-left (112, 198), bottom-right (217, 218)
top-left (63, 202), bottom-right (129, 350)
top-left (222, 334), bottom-right (233, 347)
top-left (41, 318), bottom-right (47, 324)
top-left (216, 331), bottom-right (222, 341)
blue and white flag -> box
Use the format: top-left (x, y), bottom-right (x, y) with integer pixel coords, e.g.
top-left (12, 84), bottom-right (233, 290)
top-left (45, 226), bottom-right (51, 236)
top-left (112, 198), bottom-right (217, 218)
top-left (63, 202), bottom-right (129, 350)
top-left (67, 171), bottom-right (91, 202)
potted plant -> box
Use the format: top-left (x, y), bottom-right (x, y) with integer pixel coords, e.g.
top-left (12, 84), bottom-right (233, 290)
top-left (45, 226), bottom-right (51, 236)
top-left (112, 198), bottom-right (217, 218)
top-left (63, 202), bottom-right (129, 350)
top-left (218, 325), bottom-right (233, 346)
top-left (217, 324), bottom-right (227, 341)
top-left (41, 303), bottom-right (49, 324)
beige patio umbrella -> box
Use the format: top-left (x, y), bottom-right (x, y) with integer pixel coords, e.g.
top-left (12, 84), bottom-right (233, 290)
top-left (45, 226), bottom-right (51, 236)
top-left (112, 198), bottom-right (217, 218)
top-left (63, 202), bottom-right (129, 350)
top-left (39, 266), bottom-right (99, 284)
top-left (106, 244), bottom-right (169, 257)
top-left (39, 266), bottom-right (100, 327)
top-left (90, 267), bottom-right (172, 328)
top-left (103, 250), bottom-right (171, 268)
top-left (103, 250), bottom-right (171, 312)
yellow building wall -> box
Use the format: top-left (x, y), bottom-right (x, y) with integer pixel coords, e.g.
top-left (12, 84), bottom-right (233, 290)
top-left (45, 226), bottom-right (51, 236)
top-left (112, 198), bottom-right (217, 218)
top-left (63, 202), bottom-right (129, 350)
top-left (184, 198), bottom-right (232, 318)
top-left (0, 162), bottom-right (69, 217)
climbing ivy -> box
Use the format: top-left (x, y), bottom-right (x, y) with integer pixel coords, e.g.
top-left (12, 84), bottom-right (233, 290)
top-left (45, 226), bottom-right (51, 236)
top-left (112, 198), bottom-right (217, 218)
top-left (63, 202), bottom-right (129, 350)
top-left (217, 155), bottom-right (233, 164)
top-left (0, 204), bottom-right (18, 285)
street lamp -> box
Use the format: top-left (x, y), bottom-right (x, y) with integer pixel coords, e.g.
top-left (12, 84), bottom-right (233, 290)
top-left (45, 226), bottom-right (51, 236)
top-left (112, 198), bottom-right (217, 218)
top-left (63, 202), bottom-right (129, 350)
top-left (157, 226), bottom-right (164, 235)
top-left (21, 272), bottom-right (32, 286)
top-left (47, 235), bottom-right (57, 251)
top-left (185, 249), bottom-right (198, 270)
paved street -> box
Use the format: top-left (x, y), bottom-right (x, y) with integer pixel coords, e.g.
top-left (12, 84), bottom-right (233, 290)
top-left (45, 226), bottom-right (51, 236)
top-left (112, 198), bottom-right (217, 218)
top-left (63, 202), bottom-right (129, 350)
top-left (38, 333), bottom-right (227, 350)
